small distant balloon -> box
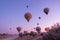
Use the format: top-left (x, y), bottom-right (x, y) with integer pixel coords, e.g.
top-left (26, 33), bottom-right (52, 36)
top-left (16, 27), bottom-right (21, 33)
top-left (26, 5), bottom-right (28, 8)
top-left (10, 28), bottom-right (11, 30)
top-left (24, 31), bottom-right (28, 34)
top-left (39, 17), bottom-right (41, 19)
top-left (33, 28), bottom-right (35, 29)
top-left (44, 7), bottom-right (49, 15)
top-left (24, 12), bottom-right (32, 22)
top-left (37, 23), bottom-right (39, 25)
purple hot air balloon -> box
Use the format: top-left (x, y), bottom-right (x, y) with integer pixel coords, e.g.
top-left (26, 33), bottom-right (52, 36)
top-left (36, 27), bottom-right (41, 33)
top-left (44, 7), bottom-right (49, 15)
top-left (39, 17), bottom-right (41, 19)
top-left (16, 27), bottom-right (21, 33)
top-left (26, 5), bottom-right (29, 8)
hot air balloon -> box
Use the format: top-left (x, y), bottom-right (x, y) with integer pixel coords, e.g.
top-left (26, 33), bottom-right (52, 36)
top-left (24, 31), bottom-right (28, 34)
top-left (33, 28), bottom-right (35, 29)
top-left (24, 12), bottom-right (32, 22)
top-left (23, 31), bottom-right (29, 36)
top-left (37, 23), bottom-right (39, 25)
top-left (39, 17), bottom-right (41, 19)
top-left (45, 27), bottom-right (49, 32)
top-left (26, 5), bottom-right (29, 8)
top-left (44, 7), bottom-right (49, 15)
top-left (56, 22), bottom-right (60, 27)
top-left (16, 27), bottom-right (21, 33)
top-left (10, 28), bottom-right (11, 30)
top-left (36, 27), bottom-right (41, 33)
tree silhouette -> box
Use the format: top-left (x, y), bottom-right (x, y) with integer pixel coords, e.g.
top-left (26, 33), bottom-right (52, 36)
top-left (43, 23), bottom-right (60, 40)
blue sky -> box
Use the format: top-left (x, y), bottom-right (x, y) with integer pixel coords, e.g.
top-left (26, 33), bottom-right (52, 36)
top-left (0, 0), bottom-right (60, 34)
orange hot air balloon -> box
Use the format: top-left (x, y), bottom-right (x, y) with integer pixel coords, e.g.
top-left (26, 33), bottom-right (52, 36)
top-left (16, 27), bottom-right (21, 33)
top-left (24, 12), bottom-right (32, 22)
top-left (45, 27), bottom-right (49, 32)
top-left (44, 7), bottom-right (49, 15)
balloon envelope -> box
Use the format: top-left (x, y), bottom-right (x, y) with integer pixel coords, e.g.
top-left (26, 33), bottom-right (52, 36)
top-left (39, 17), bottom-right (41, 19)
top-left (24, 12), bottom-right (32, 22)
top-left (45, 27), bottom-right (49, 32)
top-left (33, 28), bottom-right (35, 29)
top-left (24, 31), bottom-right (28, 34)
top-left (17, 27), bottom-right (21, 32)
top-left (37, 23), bottom-right (39, 25)
top-left (26, 5), bottom-right (28, 8)
top-left (44, 8), bottom-right (49, 15)
top-left (36, 27), bottom-right (41, 32)
top-left (10, 28), bottom-right (11, 30)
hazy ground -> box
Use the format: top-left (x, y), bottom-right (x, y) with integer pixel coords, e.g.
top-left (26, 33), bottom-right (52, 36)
top-left (15, 35), bottom-right (43, 40)
top-left (0, 34), bottom-right (18, 40)
top-left (0, 36), bottom-right (18, 40)
top-left (0, 35), bottom-right (42, 40)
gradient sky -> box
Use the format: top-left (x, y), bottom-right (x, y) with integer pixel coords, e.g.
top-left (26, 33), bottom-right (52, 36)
top-left (0, 0), bottom-right (60, 34)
